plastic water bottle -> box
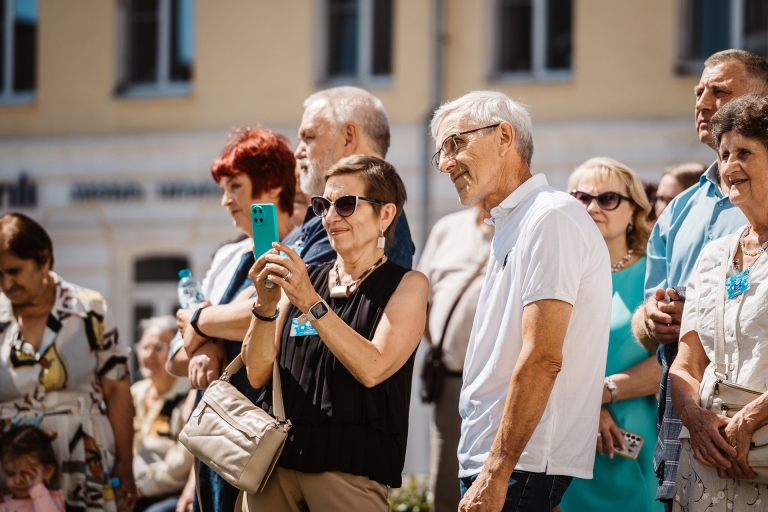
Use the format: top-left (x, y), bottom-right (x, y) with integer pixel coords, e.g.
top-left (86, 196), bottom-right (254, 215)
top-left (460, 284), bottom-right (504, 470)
top-left (178, 269), bottom-right (206, 309)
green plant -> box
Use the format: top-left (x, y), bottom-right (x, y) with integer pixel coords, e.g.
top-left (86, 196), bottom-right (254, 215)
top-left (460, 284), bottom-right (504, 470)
top-left (388, 474), bottom-right (431, 512)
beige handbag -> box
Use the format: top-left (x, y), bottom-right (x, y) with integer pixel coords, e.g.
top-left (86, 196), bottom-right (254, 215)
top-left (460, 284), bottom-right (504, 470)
top-left (178, 354), bottom-right (291, 494)
top-left (704, 233), bottom-right (768, 482)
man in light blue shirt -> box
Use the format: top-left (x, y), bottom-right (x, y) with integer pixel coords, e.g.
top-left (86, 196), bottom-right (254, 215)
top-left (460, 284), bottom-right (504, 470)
top-left (631, 49), bottom-right (768, 511)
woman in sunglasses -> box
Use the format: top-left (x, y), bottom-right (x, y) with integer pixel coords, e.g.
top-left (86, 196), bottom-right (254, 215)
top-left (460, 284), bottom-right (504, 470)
top-left (560, 157), bottom-right (662, 512)
top-left (242, 155), bottom-right (428, 511)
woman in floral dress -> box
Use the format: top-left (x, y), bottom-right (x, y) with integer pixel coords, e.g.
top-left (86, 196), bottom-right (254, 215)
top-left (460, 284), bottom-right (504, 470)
top-left (0, 212), bottom-right (135, 512)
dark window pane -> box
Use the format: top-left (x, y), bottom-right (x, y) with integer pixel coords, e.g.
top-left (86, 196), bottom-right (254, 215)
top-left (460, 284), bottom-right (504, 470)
top-left (12, 0), bottom-right (36, 92)
top-left (170, 0), bottom-right (193, 81)
top-left (371, 0), bottom-right (392, 75)
top-left (0, 0), bottom-right (5, 89)
top-left (687, 0), bottom-right (730, 60)
top-left (497, 0), bottom-right (532, 72)
top-left (134, 256), bottom-right (189, 282)
top-left (744, 0), bottom-right (768, 57)
top-left (128, 0), bottom-right (159, 84)
top-left (327, 0), bottom-right (358, 77)
top-left (545, 0), bottom-right (571, 70)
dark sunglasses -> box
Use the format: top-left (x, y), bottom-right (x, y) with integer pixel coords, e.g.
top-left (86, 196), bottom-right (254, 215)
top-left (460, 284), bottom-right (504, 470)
top-left (311, 195), bottom-right (386, 218)
top-left (570, 190), bottom-right (632, 211)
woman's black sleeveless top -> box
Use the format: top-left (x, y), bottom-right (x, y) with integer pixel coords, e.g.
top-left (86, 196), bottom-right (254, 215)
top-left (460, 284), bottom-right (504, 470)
top-left (253, 260), bottom-right (415, 487)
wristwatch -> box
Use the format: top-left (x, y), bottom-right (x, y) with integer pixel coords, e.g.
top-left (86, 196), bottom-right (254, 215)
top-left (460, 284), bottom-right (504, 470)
top-left (300, 300), bottom-right (330, 324)
top-left (604, 376), bottom-right (618, 403)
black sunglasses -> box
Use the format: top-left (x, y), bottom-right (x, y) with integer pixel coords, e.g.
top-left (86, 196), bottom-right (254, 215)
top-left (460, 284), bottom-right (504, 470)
top-left (311, 195), bottom-right (386, 218)
top-left (570, 190), bottom-right (632, 211)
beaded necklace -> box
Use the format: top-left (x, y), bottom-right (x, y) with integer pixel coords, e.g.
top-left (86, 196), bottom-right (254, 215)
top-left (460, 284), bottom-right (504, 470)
top-left (611, 250), bottom-right (634, 273)
top-left (330, 255), bottom-right (387, 298)
top-left (733, 224), bottom-right (768, 271)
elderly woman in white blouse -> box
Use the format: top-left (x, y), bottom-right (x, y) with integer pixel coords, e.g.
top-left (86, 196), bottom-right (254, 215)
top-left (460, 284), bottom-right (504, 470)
top-left (670, 93), bottom-right (768, 512)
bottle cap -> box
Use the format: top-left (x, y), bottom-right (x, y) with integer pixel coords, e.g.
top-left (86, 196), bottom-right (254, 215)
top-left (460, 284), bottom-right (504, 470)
top-left (110, 477), bottom-right (121, 489)
top-left (178, 269), bottom-right (191, 279)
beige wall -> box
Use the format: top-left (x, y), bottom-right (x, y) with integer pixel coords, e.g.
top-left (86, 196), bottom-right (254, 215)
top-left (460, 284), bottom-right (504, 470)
top-left (444, 0), bottom-right (700, 121)
top-left (0, 0), bottom-right (433, 137)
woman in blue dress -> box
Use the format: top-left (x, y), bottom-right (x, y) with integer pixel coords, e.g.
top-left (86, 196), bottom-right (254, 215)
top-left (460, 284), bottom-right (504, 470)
top-left (560, 157), bottom-right (663, 512)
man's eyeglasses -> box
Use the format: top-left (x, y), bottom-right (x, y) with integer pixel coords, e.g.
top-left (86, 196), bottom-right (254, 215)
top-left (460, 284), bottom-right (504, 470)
top-left (570, 190), bottom-right (633, 211)
top-left (311, 195), bottom-right (386, 218)
top-left (431, 123), bottom-right (501, 169)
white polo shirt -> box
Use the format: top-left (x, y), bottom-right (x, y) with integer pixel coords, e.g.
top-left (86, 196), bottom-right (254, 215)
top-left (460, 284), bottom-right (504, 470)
top-left (457, 174), bottom-right (612, 479)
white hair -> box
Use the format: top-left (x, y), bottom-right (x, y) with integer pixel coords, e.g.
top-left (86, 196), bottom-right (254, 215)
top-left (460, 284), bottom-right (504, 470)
top-left (304, 86), bottom-right (391, 157)
top-left (430, 90), bottom-right (534, 166)
top-left (139, 315), bottom-right (178, 335)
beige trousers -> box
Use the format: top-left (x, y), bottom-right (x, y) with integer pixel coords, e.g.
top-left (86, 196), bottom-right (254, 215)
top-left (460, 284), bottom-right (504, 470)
top-left (244, 467), bottom-right (388, 512)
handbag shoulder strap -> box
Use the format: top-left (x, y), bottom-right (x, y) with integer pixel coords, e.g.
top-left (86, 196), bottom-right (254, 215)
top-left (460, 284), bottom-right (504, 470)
top-left (715, 232), bottom-right (740, 378)
top-left (436, 252), bottom-right (490, 350)
top-left (221, 354), bottom-right (287, 422)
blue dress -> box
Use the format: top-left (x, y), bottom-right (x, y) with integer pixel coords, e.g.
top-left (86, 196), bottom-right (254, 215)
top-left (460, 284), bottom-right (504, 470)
top-left (560, 256), bottom-right (662, 512)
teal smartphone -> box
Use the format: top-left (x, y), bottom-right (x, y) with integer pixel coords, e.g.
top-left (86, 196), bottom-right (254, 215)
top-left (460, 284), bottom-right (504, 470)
top-left (251, 203), bottom-right (279, 259)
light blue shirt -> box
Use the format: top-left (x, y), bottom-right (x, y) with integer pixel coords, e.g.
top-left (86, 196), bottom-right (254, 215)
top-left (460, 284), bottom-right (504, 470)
top-left (644, 161), bottom-right (746, 296)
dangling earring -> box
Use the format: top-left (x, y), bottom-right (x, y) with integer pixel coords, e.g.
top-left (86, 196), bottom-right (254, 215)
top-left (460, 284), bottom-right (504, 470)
top-left (377, 230), bottom-right (386, 249)
top-left (626, 224), bottom-right (634, 235)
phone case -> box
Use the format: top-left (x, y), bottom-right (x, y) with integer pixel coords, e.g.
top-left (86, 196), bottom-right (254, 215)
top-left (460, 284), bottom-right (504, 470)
top-left (614, 429), bottom-right (644, 460)
top-left (251, 203), bottom-right (279, 259)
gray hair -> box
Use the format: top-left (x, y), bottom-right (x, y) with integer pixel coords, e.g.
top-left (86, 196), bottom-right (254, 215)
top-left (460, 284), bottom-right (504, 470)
top-left (304, 86), bottom-right (391, 157)
top-left (705, 49), bottom-right (768, 95)
top-left (430, 90), bottom-right (534, 166)
top-left (139, 315), bottom-right (178, 335)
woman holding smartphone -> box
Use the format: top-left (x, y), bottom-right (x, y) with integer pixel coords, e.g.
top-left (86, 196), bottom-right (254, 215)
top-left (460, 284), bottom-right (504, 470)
top-left (168, 127), bottom-right (297, 512)
top-left (560, 158), bottom-right (662, 512)
top-left (242, 155), bottom-right (428, 511)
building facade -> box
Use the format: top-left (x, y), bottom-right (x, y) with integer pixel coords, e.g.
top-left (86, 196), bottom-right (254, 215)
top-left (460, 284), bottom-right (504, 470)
top-left (1, 0), bottom-right (766, 474)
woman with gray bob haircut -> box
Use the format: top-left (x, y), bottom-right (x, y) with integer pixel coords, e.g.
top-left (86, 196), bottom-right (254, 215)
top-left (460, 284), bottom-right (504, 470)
top-left (430, 90), bottom-right (534, 167)
top-left (670, 93), bottom-right (768, 512)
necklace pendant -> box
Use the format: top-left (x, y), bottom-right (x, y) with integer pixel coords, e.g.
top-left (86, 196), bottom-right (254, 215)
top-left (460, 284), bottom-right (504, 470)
top-left (330, 285), bottom-right (351, 299)
top-left (726, 267), bottom-right (751, 299)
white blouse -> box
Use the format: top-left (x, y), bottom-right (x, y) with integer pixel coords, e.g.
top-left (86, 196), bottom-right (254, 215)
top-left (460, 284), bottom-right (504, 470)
top-left (680, 227), bottom-right (768, 407)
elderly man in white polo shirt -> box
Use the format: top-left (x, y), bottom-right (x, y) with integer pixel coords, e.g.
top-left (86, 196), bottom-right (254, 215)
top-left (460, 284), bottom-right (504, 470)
top-left (430, 91), bottom-right (612, 512)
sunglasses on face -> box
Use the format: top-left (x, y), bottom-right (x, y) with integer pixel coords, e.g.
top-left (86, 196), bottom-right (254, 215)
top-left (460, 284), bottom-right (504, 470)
top-left (570, 190), bottom-right (633, 211)
top-left (311, 195), bottom-right (386, 218)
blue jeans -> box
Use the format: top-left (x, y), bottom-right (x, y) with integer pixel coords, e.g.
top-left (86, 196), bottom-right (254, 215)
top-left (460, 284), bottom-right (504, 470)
top-left (460, 471), bottom-right (572, 512)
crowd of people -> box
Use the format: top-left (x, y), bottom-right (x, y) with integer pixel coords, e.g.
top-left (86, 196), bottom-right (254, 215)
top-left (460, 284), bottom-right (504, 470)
top-left (1, 47), bottom-right (768, 512)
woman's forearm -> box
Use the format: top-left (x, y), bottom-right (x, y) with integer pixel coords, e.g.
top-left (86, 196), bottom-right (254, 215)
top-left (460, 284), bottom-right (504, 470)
top-left (241, 301), bottom-right (284, 388)
top-left (602, 355), bottom-right (661, 404)
top-left (101, 377), bottom-right (135, 464)
top-left (310, 272), bottom-right (428, 388)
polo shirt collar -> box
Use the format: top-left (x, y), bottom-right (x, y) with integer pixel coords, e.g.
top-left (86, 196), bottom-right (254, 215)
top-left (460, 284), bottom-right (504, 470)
top-left (489, 174), bottom-right (549, 221)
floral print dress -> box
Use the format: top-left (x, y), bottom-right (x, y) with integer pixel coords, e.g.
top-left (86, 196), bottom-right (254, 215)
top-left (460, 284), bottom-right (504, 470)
top-left (0, 273), bottom-right (130, 512)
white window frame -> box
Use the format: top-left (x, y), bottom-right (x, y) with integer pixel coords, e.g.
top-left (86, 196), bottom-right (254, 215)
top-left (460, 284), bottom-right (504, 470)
top-left (490, 0), bottom-right (572, 83)
top-left (116, 0), bottom-right (193, 98)
top-left (0, 0), bottom-right (35, 104)
top-left (676, 0), bottom-right (765, 75)
top-left (316, 0), bottom-right (393, 87)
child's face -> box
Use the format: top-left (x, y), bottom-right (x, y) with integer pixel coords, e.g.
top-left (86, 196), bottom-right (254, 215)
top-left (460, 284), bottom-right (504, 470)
top-left (3, 455), bottom-right (54, 498)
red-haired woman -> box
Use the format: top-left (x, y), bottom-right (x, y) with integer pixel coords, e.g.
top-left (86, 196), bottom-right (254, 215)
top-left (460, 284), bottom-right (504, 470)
top-left (167, 127), bottom-right (296, 512)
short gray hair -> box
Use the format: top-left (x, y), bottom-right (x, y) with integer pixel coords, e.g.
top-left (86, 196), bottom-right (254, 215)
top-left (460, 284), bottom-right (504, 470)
top-left (705, 49), bottom-right (768, 95)
top-left (304, 86), bottom-right (391, 157)
top-left (430, 90), bottom-right (534, 166)
top-left (139, 315), bottom-right (178, 335)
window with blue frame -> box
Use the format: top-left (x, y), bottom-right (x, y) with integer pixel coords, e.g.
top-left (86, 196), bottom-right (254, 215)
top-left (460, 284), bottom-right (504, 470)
top-left (678, 0), bottom-right (768, 74)
top-left (118, 0), bottom-right (195, 96)
top-left (0, 0), bottom-right (36, 102)
top-left (326, 0), bottom-right (393, 83)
